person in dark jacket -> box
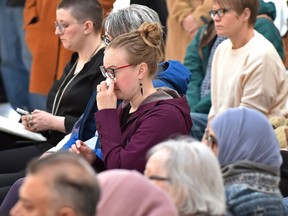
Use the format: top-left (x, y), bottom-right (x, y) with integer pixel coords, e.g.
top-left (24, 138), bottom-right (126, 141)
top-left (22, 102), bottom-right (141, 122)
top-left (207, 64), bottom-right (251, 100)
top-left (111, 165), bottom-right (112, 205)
top-left (0, 0), bottom-right (105, 173)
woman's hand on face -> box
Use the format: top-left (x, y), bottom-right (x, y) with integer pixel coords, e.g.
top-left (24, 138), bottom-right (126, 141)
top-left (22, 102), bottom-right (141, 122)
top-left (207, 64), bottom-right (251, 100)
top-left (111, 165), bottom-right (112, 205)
top-left (96, 81), bottom-right (117, 110)
top-left (69, 140), bottom-right (97, 164)
top-left (22, 109), bottom-right (54, 132)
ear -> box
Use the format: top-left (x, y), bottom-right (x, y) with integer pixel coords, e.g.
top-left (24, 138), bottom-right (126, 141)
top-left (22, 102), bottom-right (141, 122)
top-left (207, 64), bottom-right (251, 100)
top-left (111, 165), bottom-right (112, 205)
top-left (212, 144), bottom-right (218, 156)
top-left (83, 20), bottom-right (94, 34)
top-left (137, 62), bottom-right (148, 80)
top-left (57, 207), bottom-right (77, 216)
top-left (242, 8), bottom-right (251, 22)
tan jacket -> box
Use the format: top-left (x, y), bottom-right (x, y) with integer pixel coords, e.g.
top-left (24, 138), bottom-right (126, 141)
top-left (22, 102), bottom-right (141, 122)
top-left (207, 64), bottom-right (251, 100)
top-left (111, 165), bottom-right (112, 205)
top-left (165, 0), bottom-right (212, 62)
top-left (24, 0), bottom-right (73, 95)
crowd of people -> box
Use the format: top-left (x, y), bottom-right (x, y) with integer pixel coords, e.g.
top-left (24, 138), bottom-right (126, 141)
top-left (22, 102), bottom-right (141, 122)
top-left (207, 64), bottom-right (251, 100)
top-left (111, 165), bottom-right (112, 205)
top-left (0, 0), bottom-right (288, 215)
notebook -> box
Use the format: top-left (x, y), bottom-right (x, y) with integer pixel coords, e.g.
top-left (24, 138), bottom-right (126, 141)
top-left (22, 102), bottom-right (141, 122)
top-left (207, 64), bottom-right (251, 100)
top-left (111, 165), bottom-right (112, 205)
top-left (0, 116), bottom-right (47, 141)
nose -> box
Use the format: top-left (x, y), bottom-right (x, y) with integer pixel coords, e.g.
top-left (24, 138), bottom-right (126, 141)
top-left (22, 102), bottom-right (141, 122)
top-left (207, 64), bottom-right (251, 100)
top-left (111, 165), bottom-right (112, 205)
top-left (55, 27), bottom-right (62, 36)
top-left (212, 14), bottom-right (221, 22)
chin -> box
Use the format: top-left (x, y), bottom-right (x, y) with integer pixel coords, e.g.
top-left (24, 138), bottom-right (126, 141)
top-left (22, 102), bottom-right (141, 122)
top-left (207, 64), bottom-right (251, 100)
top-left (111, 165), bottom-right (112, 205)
top-left (114, 92), bottom-right (121, 99)
top-left (61, 43), bottom-right (69, 49)
top-left (216, 31), bottom-right (225, 36)
top-left (61, 42), bottom-right (71, 50)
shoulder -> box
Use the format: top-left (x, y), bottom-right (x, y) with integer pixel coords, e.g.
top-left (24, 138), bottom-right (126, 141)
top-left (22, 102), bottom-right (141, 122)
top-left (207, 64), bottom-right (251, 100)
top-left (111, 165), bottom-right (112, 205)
top-left (85, 48), bottom-right (105, 74)
top-left (213, 39), bottom-right (231, 59)
top-left (251, 31), bottom-right (275, 48)
top-left (248, 31), bottom-right (281, 59)
top-left (139, 95), bottom-right (190, 120)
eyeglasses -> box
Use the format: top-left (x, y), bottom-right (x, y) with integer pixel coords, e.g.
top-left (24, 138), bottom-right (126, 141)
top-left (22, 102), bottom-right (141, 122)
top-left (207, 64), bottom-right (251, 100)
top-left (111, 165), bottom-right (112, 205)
top-left (147, 175), bottom-right (171, 182)
top-left (209, 8), bottom-right (230, 19)
top-left (55, 20), bottom-right (95, 33)
top-left (204, 128), bottom-right (218, 147)
top-left (55, 21), bottom-right (82, 33)
top-left (102, 35), bottom-right (111, 46)
top-left (99, 64), bottom-right (135, 80)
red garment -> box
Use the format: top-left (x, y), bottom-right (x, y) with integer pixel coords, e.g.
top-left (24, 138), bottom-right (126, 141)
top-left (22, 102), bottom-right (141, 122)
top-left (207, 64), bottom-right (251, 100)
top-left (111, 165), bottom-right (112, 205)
top-left (95, 88), bottom-right (192, 173)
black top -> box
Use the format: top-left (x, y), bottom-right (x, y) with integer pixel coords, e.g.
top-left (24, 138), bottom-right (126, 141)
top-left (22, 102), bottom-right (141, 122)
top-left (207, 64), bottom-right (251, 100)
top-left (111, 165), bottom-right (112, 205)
top-left (45, 48), bottom-right (105, 143)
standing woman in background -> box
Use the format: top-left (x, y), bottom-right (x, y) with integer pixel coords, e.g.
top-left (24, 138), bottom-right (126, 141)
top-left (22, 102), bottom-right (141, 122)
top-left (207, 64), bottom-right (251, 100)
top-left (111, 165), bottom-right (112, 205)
top-left (98, 0), bottom-right (115, 17)
top-left (0, 0), bottom-right (31, 110)
top-left (165, 0), bottom-right (212, 62)
top-left (24, 0), bottom-right (73, 109)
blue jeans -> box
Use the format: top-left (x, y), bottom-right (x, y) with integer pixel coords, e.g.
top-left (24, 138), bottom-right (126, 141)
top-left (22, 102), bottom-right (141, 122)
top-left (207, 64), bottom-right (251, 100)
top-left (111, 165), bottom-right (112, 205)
top-left (29, 93), bottom-right (47, 111)
top-left (190, 112), bottom-right (208, 141)
top-left (0, 2), bottom-right (46, 111)
top-left (282, 197), bottom-right (288, 214)
top-left (0, 66), bottom-right (7, 103)
top-left (225, 184), bottom-right (286, 216)
top-left (0, 1), bottom-right (30, 110)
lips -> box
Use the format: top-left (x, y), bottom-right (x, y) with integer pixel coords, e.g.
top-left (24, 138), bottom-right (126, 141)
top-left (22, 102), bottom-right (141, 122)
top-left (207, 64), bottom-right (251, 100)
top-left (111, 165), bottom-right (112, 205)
top-left (215, 25), bottom-right (223, 29)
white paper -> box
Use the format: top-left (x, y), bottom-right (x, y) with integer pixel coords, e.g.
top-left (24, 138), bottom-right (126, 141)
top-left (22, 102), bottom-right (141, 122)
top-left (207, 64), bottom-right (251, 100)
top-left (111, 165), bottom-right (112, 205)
top-left (0, 116), bottom-right (47, 141)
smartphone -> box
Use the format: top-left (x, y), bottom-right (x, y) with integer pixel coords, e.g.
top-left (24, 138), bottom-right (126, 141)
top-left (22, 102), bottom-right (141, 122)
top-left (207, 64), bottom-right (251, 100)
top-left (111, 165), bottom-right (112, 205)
top-left (16, 108), bottom-right (30, 115)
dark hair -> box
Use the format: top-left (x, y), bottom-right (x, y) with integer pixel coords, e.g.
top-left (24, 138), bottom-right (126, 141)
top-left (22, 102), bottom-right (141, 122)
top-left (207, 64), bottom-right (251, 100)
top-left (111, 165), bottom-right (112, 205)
top-left (58, 0), bottom-right (103, 33)
top-left (198, 20), bottom-right (217, 60)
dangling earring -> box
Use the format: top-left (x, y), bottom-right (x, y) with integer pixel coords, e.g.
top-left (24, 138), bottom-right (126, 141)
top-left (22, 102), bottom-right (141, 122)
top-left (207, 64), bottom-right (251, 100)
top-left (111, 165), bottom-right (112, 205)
top-left (140, 83), bottom-right (143, 96)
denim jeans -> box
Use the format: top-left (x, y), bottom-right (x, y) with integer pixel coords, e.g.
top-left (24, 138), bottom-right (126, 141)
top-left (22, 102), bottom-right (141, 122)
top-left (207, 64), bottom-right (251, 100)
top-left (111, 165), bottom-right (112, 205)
top-left (0, 67), bottom-right (7, 103)
top-left (0, 1), bottom-right (30, 110)
top-left (0, 1), bottom-right (47, 111)
top-left (225, 184), bottom-right (286, 216)
top-left (190, 112), bottom-right (208, 141)
top-left (282, 197), bottom-right (288, 214)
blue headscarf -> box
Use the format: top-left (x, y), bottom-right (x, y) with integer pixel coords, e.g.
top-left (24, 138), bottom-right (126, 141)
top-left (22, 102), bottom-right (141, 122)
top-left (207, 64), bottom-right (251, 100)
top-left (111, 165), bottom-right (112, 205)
top-left (210, 107), bottom-right (282, 168)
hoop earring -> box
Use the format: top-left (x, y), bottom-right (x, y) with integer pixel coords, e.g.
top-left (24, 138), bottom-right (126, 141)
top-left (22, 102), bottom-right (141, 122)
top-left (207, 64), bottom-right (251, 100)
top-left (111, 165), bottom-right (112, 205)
top-left (140, 83), bottom-right (143, 96)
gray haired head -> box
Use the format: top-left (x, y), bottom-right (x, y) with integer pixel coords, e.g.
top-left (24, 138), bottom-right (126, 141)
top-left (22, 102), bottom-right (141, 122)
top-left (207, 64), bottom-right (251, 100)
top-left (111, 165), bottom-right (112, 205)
top-left (104, 4), bottom-right (161, 38)
top-left (146, 136), bottom-right (226, 215)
